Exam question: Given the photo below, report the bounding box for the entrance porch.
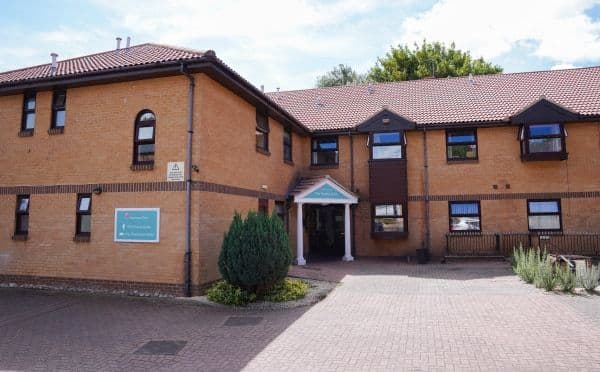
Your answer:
[289,175,358,265]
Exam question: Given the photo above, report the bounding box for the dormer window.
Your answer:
[520,123,567,161]
[371,132,404,159]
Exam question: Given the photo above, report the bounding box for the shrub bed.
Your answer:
[207,278,309,306]
[513,245,600,293]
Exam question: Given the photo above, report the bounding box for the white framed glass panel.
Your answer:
[373,132,401,144]
[138,126,154,140]
[373,145,402,159]
[528,215,560,230]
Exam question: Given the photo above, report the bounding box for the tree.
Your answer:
[316,64,368,87]
[368,41,502,82]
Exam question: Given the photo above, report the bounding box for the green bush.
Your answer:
[534,256,558,291]
[263,278,309,302]
[557,265,576,293]
[206,280,256,306]
[576,264,600,292]
[218,211,292,295]
[513,246,545,284]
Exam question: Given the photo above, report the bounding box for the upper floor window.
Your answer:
[283,128,292,162]
[256,109,269,153]
[520,123,567,160]
[449,201,481,232]
[446,129,477,161]
[527,199,561,231]
[311,137,338,166]
[15,195,30,237]
[51,91,67,128]
[373,204,404,233]
[133,110,156,165]
[21,93,36,132]
[371,132,403,159]
[75,193,92,238]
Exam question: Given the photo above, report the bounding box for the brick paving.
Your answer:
[1,259,600,371]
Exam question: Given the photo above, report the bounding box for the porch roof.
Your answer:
[289,175,358,204]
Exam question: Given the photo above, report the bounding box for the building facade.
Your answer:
[1,43,599,296]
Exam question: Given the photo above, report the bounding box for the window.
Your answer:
[373,204,404,233]
[133,110,156,165]
[21,93,36,132]
[520,123,567,160]
[256,109,269,152]
[449,201,481,232]
[76,194,92,237]
[258,198,268,215]
[446,129,477,160]
[311,137,338,166]
[528,199,561,231]
[371,132,403,159]
[283,128,292,162]
[15,195,30,236]
[51,91,67,128]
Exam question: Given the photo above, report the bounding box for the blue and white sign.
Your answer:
[114,208,160,243]
[305,183,348,200]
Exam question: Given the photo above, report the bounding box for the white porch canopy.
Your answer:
[290,175,358,265]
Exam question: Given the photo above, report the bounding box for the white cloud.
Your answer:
[398,0,600,64]
[550,63,577,70]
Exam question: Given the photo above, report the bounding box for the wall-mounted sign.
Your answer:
[114,208,160,243]
[167,162,184,182]
[305,183,348,200]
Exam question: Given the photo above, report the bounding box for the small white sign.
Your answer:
[167,161,184,182]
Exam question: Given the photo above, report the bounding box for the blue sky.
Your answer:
[1,0,599,90]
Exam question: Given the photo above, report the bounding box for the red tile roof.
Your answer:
[267,67,600,131]
[0,43,206,85]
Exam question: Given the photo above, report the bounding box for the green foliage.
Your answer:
[316,64,369,87]
[513,246,545,284]
[534,257,558,291]
[557,265,577,293]
[368,40,502,83]
[576,264,600,292]
[218,211,292,295]
[206,280,256,306]
[207,278,309,306]
[263,278,309,302]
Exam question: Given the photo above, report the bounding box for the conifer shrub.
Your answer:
[218,211,292,295]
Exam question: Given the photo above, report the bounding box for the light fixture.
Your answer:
[92,186,103,195]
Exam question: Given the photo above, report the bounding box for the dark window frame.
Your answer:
[446,128,478,161]
[21,93,36,132]
[370,131,405,160]
[448,200,482,233]
[256,109,269,154]
[371,202,407,239]
[520,123,567,161]
[311,136,339,166]
[51,90,67,129]
[527,199,562,232]
[283,127,293,163]
[258,198,268,215]
[133,110,156,166]
[14,194,30,236]
[75,193,92,237]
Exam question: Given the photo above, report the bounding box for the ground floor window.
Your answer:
[14,195,30,236]
[258,198,268,215]
[372,204,404,233]
[449,201,481,231]
[76,193,92,237]
[527,199,561,231]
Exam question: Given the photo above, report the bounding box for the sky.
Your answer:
[0,0,599,91]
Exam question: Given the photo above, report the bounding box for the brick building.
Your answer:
[1,43,599,296]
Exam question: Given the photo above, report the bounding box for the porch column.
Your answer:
[295,203,306,265]
[343,203,354,261]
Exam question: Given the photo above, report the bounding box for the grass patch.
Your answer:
[207,278,309,306]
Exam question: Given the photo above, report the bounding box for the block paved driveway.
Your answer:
[1,259,599,371]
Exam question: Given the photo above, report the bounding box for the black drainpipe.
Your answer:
[422,127,431,251]
[349,129,356,257]
[180,63,195,297]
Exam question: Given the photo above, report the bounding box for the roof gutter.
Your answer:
[180,63,195,297]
